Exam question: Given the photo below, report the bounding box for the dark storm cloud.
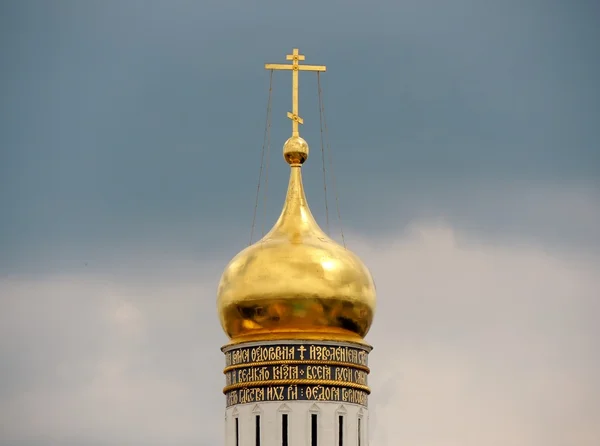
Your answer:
[1,0,599,274]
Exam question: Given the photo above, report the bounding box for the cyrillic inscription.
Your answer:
[224,364,368,386]
[225,385,368,407]
[224,343,369,367]
[223,342,371,407]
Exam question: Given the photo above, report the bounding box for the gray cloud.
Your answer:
[0,273,227,446]
[363,223,600,446]
[1,211,598,445]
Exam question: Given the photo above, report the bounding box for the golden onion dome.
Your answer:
[217,135,376,345]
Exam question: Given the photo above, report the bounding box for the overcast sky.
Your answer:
[1,1,599,445]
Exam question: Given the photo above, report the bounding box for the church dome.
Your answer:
[217,136,376,344]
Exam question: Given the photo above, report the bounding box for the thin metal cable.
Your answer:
[261,80,273,238]
[318,73,346,248]
[317,73,330,234]
[249,70,273,245]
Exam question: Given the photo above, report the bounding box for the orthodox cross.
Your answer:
[265,49,326,137]
[298,345,307,360]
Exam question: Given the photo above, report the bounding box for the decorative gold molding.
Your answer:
[223,379,371,394]
[223,359,370,374]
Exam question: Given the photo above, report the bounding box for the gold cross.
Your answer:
[298,345,307,360]
[265,49,326,137]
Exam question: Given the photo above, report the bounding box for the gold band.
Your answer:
[223,379,371,394]
[223,359,370,374]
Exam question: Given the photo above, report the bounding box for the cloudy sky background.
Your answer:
[1,1,599,445]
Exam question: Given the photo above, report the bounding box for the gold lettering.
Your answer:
[306,365,331,380]
[342,388,368,406]
[347,348,355,364]
[305,385,340,401]
[334,346,344,362]
[267,386,285,401]
[228,385,367,408]
[236,366,270,383]
[225,365,366,387]
[239,388,249,404]
[358,350,368,366]
[273,364,299,380]
[238,387,264,404]
[273,365,282,380]
[354,370,368,385]
[334,366,351,382]
[287,385,298,400]
[231,348,250,365]
[227,343,368,367]
[332,386,340,400]
[245,345,296,363]
[307,345,369,364]
[226,390,238,406]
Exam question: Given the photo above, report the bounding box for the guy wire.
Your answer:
[317,72,330,234]
[249,70,273,245]
[317,72,346,248]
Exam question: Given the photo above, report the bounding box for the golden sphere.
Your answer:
[217,164,376,344]
[283,136,309,165]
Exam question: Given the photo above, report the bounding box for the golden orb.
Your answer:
[217,138,376,345]
[283,136,309,164]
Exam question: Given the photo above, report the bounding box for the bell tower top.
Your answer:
[218,49,375,446]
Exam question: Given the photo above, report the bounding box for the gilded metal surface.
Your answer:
[265,48,326,137]
[225,384,369,407]
[217,164,376,344]
[216,49,376,345]
[222,379,371,394]
[223,360,370,374]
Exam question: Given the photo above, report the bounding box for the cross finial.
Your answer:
[265,49,327,137]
